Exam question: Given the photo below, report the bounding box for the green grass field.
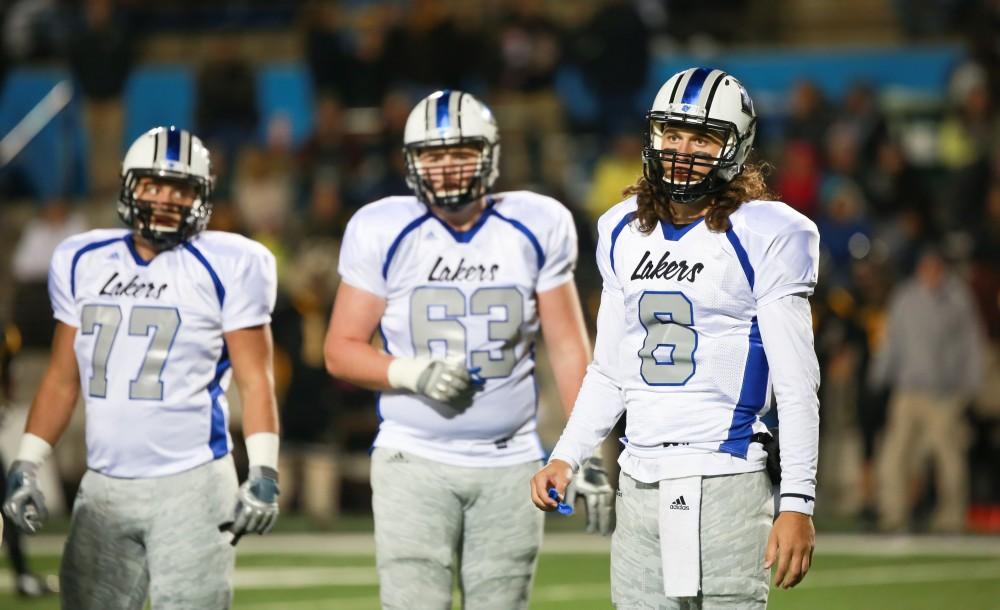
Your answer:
[2,531,999,609]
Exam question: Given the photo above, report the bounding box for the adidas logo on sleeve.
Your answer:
[669,496,690,510]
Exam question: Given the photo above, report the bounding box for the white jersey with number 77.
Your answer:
[48,228,277,478]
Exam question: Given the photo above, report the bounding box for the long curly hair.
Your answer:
[623,161,775,234]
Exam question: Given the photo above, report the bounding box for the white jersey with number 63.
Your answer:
[48,228,276,478]
[338,192,577,467]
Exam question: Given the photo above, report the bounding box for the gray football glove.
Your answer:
[222,466,279,545]
[416,361,484,410]
[565,457,615,536]
[3,460,48,534]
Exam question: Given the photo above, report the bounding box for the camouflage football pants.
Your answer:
[370,447,544,610]
[611,470,773,609]
[60,455,238,610]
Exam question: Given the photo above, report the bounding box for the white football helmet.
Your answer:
[643,67,757,203]
[403,90,500,209]
[118,126,214,248]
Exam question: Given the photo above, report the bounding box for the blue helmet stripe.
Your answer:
[681,67,712,105]
[436,90,452,129]
[165,128,181,162]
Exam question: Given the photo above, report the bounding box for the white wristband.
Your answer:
[387,357,431,393]
[16,433,53,465]
[245,432,280,470]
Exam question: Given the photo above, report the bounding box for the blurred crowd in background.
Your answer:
[0,0,998,536]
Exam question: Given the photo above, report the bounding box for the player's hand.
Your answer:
[530,459,573,511]
[764,511,815,589]
[222,466,280,546]
[565,457,615,536]
[2,460,49,534]
[390,357,484,410]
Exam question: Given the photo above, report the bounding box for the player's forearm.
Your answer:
[325,336,394,391]
[538,281,591,417]
[23,374,79,447]
[549,362,625,470]
[240,382,279,437]
[549,347,589,418]
[757,294,820,514]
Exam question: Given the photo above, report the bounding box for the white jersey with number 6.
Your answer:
[552,196,819,482]
[48,228,277,478]
[338,192,577,467]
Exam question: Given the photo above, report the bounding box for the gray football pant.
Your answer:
[611,470,773,610]
[60,455,239,610]
[370,447,544,610]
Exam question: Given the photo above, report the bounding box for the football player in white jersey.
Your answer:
[2,126,281,610]
[324,90,606,610]
[531,68,821,608]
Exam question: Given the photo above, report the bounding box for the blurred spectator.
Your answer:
[850,259,893,525]
[814,285,872,517]
[822,122,863,187]
[195,37,260,194]
[892,0,971,39]
[67,0,134,198]
[2,0,66,61]
[938,63,997,226]
[298,95,349,206]
[965,0,1000,105]
[574,0,649,138]
[490,0,567,189]
[784,80,832,157]
[774,140,822,218]
[863,139,932,223]
[1,325,57,597]
[833,82,888,170]
[303,1,352,99]
[11,199,87,350]
[863,139,935,271]
[0,3,9,98]
[871,247,985,533]
[379,0,478,91]
[233,114,296,259]
[303,171,345,238]
[584,131,641,222]
[272,240,342,523]
[817,178,872,288]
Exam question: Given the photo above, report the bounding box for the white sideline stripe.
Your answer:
[234,566,378,588]
[800,560,1000,589]
[17,532,1000,556]
[2,560,998,601]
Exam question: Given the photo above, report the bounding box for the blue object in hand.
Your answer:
[548,487,574,515]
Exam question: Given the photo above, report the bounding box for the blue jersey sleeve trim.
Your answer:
[488,208,545,270]
[720,316,770,459]
[725,227,755,289]
[382,213,433,280]
[71,237,125,297]
[609,211,636,273]
[207,343,231,459]
[182,242,226,306]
